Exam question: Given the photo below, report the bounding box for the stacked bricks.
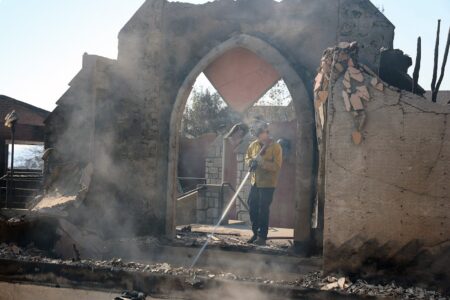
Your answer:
[205,136,223,185]
[196,185,222,224]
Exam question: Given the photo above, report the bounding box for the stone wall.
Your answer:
[314,45,450,290]
[205,136,223,185]
[338,0,394,69]
[44,52,168,237]
[44,54,112,197]
[42,0,450,289]
[122,0,394,242]
[46,0,395,242]
[196,185,228,225]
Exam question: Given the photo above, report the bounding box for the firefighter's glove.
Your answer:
[249,159,258,171]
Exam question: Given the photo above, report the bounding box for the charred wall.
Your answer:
[315,45,450,290]
[338,0,394,69]
[44,54,106,196]
[113,0,394,236]
[45,0,394,238]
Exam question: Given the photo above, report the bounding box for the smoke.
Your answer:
[42,51,167,248]
[42,0,312,266]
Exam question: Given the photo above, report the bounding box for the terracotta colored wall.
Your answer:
[269,121,297,228]
[204,47,280,113]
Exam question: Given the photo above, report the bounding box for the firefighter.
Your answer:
[245,122,282,245]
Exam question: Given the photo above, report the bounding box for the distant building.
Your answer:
[0,95,49,175]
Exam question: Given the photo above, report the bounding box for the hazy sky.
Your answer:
[0,0,449,111]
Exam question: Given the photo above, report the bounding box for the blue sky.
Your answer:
[0,0,449,111]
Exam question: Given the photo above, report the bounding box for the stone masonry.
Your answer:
[313,43,450,290]
[40,0,450,291]
[45,0,394,253]
[196,185,222,225]
[205,136,223,185]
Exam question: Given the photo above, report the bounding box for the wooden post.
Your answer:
[431,20,441,102]
[412,37,421,94]
[433,27,450,103]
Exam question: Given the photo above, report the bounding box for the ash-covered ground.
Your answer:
[0,242,448,300]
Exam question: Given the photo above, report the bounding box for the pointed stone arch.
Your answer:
[167,34,316,251]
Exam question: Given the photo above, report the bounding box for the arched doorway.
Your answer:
[167,34,316,252]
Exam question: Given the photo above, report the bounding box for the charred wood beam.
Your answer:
[412,37,421,94]
[433,26,450,103]
[431,20,441,102]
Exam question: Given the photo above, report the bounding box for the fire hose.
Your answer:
[189,144,269,269]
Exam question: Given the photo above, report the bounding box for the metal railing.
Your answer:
[177,177,207,194]
[0,169,43,209]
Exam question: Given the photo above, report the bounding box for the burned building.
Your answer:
[0,95,49,208]
[44,0,394,243]
[2,0,450,298]
[313,42,450,290]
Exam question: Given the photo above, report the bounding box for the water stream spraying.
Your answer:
[190,171,252,269]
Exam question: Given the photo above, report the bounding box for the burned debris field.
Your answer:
[0,221,448,299]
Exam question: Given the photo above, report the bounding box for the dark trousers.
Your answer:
[248,185,275,239]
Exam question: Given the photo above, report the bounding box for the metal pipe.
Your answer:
[177,191,199,202]
[220,137,229,222]
[221,136,228,184]
[177,185,206,200]
[6,125,15,208]
[177,177,207,181]
[221,172,250,223]
[222,182,249,212]
[3,111,18,209]
[11,123,15,180]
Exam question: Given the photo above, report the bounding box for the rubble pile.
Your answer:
[294,272,449,300]
[105,228,291,256]
[0,243,448,299]
[0,242,50,260]
[94,258,240,281]
[174,229,291,255]
[346,280,447,300]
